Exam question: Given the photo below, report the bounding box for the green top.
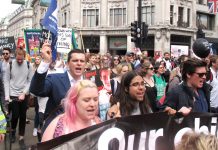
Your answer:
[153,74,167,101]
[0,106,6,134]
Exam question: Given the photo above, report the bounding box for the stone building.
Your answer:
[0,18,9,37]
[7,1,33,43]
[53,0,217,56]
[28,0,218,56]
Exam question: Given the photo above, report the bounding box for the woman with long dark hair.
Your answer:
[108,71,152,117]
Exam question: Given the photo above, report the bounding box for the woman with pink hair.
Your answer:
[42,80,101,142]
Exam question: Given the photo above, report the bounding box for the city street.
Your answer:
[0,107,38,150]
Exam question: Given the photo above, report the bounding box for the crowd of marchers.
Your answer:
[0,42,218,149]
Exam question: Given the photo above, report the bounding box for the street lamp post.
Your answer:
[138,0,142,50]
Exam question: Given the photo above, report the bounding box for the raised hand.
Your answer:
[41,40,52,63]
[108,102,121,118]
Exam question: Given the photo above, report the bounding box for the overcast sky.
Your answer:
[0,1,21,19]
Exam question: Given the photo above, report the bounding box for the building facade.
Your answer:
[31,0,47,29]
[0,18,9,37]
[7,0,218,56]
[55,0,218,56]
[7,3,33,43]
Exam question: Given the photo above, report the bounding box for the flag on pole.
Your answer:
[41,0,58,61]
[208,0,218,14]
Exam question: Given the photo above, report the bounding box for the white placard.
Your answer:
[57,27,72,53]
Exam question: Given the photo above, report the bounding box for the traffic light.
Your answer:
[130,21,141,47]
[142,22,148,41]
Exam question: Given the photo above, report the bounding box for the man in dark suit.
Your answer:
[29,42,86,133]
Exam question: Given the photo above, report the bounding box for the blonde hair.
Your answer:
[176,132,218,150]
[116,63,132,74]
[169,68,180,81]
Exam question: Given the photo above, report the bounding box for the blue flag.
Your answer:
[42,0,58,35]
[42,0,58,61]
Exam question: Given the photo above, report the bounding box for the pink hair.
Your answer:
[62,80,97,127]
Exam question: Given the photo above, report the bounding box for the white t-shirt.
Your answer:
[209,68,218,107]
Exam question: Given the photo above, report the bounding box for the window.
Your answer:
[170,5,174,25]
[63,12,67,27]
[177,7,186,27]
[187,8,190,27]
[110,8,126,26]
[196,13,215,30]
[142,6,155,25]
[178,7,184,23]
[197,0,204,5]
[83,9,99,27]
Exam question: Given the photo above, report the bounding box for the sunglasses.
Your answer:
[2,53,9,55]
[147,67,154,70]
[194,72,207,78]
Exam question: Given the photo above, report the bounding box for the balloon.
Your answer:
[192,38,210,58]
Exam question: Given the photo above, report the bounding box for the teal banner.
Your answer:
[11,0,25,5]
[39,0,50,7]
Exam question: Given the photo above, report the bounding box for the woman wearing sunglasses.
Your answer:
[140,61,158,112]
[162,58,212,116]
[110,55,121,78]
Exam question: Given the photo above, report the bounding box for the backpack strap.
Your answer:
[113,79,118,95]
[110,79,118,95]
[9,61,12,79]
[0,61,2,74]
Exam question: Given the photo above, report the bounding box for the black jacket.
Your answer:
[161,82,212,112]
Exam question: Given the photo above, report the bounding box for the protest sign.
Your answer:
[17,37,25,49]
[57,27,72,53]
[24,29,41,58]
[83,68,111,92]
[0,36,16,52]
[41,29,53,47]
[35,112,218,150]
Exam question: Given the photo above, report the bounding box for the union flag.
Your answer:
[208,0,218,13]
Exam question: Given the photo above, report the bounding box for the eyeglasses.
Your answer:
[114,58,119,61]
[194,72,207,78]
[130,82,145,87]
[2,53,9,55]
